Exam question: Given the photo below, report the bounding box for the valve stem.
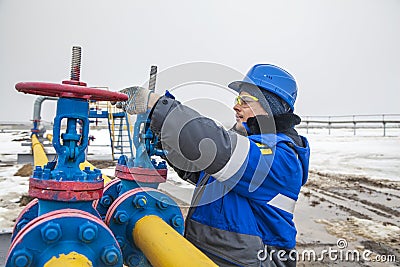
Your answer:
[148,65,157,92]
[70,46,82,81]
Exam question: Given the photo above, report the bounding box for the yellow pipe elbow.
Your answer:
[31,134,49,167]
[44,252,92,267]
[133,215,217,267]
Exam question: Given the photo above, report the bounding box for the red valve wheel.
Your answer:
[16,82,128,101]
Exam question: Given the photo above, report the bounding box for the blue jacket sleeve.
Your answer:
[149,95,302,201]
[150,96,242,175]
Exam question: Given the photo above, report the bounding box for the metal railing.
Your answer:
[298,114,400,136]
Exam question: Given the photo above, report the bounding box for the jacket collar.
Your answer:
[245,113,301,135]
[244,113,304,147]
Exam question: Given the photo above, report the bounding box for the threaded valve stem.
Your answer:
[70,46,82,81]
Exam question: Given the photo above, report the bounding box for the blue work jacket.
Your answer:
[150,96,310,266]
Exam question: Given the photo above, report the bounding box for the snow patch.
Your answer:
[316,216,400,242]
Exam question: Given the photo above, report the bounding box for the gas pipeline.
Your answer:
[7,47,216,267]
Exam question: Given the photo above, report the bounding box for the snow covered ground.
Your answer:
[0,126,399,266]
[87,127,400,182]
[0,127,398,224]
[298,128,400,181]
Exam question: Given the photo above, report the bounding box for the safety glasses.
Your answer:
[234,95,259,106]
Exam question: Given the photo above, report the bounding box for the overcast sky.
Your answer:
[0,0,399,123]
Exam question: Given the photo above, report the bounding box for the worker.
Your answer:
[118,64,310,266]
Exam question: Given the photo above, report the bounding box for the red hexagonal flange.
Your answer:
[29,178,104,201]
[115,165,167,183]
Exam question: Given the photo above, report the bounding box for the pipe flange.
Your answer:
[93,178,122,221]
[6,209,123,267]
[11,199,39,241]
[29,177,104,201]
[115,165,167,183]
[105,188,184,266]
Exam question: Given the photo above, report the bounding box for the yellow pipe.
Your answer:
[45,133,52,142]
[133,215,217,267]
[46,133,53,141]
[44,252,92,267]
[46,134,112,185]
[31,134,49,167]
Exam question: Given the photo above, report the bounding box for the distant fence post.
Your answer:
[383,114,386,137]
[353,115,356,136]
[328,116,331,135]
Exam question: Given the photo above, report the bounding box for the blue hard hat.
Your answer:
[228,64,297,111]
